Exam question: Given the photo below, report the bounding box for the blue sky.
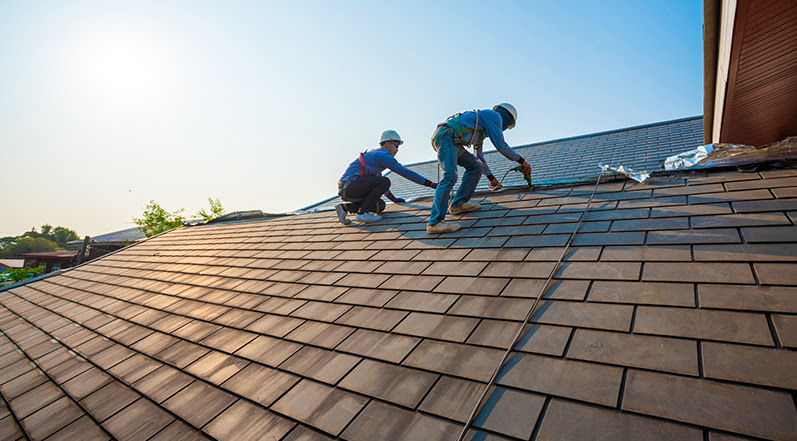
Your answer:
[0,0,703,237]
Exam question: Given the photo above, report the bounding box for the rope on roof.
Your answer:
[455,173,604,441]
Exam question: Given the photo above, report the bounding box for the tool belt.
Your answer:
[338,179,365,202]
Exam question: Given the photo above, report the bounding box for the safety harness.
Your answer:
[358,152,368,175]
[432,110,485,181]
[446,110,483,147]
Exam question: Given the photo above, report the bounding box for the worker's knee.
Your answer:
[440,170,458,186]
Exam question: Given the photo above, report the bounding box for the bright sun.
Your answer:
[65,24,176,107]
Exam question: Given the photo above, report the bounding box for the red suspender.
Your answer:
[358,153,366,175]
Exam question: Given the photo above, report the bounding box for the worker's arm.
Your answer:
[482,111,528,173]
[473,145,500,186]
[371,150,436,188]
[384,190,405,203]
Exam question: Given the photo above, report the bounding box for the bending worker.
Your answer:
[336,130,437,224]
[427,103,531,234]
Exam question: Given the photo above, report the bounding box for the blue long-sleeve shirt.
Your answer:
[339,148,430,188]
[444,109,523,177]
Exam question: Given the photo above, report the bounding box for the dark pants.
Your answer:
[339,176,390,214]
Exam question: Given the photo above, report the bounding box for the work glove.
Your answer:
[520,161,531,175]
[431,182,438,189]
[394,197,406,203]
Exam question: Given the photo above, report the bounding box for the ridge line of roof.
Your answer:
[395,115,703,168]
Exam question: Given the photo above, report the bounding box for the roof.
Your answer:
[305,116,703,212]
[0,259,24,269]
[67,227,146,247]
[17,251,78,259]
[0,165,795,440]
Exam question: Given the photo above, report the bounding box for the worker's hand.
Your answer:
[521,162,531,175]
[393,197,406,203]
[431,182,438,189]
[488,177,500,187]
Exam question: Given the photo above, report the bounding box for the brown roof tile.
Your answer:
[335,306,407,331]
[404,340,503,382]
[235,335,302,366]
[635,306,773,345]
[698,284,797,312]
[20,396,84,440]
[340,358,437,407]
[103,398,175,440]
[471,387,545,439]
[538,398,702,441]
[184,351,248,385]
[589,281,695,306]
[46,415,110,441]
[497,353,623,407]
[342,400,459,441]
[80,381,140,421]
[418,375,482,422]
[272,379,367,436]
[755,262,797,285]
[532,300,634,331]
[336,328,420,363]
[205,399,295,441]
[220,363,298,406]
[702,342,797,389]
[623,370,797,440]
[394,312,479,343]
[434,276,510,295]
[642,262,755,284]
[773,313,797,348]
[279,346,359,385]
[285,322,355,349]
[568,329,698,375]
[132,365,194,403]
[162,381,236,427]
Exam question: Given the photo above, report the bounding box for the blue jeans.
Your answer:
[429,130,483,225]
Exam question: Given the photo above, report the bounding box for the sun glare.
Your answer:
[65,25,176,107]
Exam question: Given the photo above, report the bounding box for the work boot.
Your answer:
[426,222,461,234]
[449,202,481,215]
[355,212,382,223]
[335,204,350,225]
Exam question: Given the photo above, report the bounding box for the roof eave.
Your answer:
[703,0,721,145]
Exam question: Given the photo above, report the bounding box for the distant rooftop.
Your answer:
[67,227,146,248]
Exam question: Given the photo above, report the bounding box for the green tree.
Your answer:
[196,198,226,221]
[0,237,59,258]
[0,266,45,284]
[52,227,79,248]
[132,201,187,238]
[132,198,227,238]
[17,225,79,248]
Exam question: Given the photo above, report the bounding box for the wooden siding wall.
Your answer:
[721,0,797,146]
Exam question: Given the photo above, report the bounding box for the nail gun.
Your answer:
[513,165,532,189]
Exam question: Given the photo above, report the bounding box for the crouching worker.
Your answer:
[427,103,531,234]
[336,130,437,224]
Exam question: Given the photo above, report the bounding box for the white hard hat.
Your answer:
[493,103,518,129]
[380,130,403,145]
